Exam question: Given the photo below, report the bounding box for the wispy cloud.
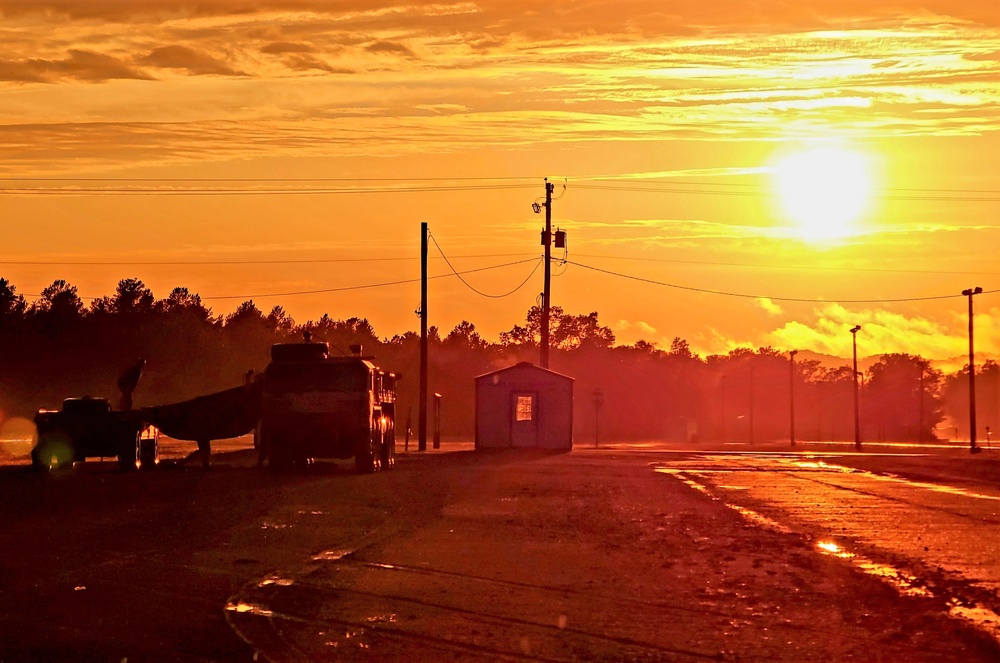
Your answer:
[139,45,246,76]
[0,3,996,172]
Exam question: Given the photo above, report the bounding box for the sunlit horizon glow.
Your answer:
[0,1,998,363]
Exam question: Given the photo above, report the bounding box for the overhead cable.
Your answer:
[429,232,542,298]
[565,260,998,304]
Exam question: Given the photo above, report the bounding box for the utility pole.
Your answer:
[539,179,554,369]
[851,325,862,450]
[963,287,983,454]
[749,364,755,445]
[419,222,428,452]
[789,350,798,447]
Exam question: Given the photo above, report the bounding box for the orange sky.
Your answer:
[1,1,998,365]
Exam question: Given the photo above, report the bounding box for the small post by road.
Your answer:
[404,407,411,452]
[433,393,442,450]
[720,375,727,443]
[592,388,604,448]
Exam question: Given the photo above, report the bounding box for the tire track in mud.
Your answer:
[225,539,727,662]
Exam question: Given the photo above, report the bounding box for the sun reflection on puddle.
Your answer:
[816,541,853,558]
[950,604,1000,640]
[225,601,274,617]
[724,503,793,534]
[313,548,354,562]
[258,574,295,588]
[814,541,932,598]
[781,459,1000,501]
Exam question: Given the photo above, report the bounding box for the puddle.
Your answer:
[312,548,354,562]
[258,574,295,588]
[226,602,274,618]
[815,541,932,598]
[723,503,793,534]
[260,521,291,530]
[782,458,1000,502]
[656,469,719,499]
[949,604,1000,640]
[660,458,1000,647]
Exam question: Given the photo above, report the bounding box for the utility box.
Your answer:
[475,362,574,450]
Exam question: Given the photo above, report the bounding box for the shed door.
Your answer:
[511,392,538,448]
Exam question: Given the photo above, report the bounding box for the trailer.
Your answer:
[260,342,397,472]
[32,397,158,471]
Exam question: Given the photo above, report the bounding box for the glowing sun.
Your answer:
[773,147,872,241]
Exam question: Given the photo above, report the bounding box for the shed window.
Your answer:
[515,395,535,422]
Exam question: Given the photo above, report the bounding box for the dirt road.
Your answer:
[0,444,997,661]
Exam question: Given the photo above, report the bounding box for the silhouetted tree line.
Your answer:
[1,276,995,443]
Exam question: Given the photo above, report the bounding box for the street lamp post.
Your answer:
[850,325,862,450]
[789,350,798,447]
[962,287,983,454]
[720,375,727,443]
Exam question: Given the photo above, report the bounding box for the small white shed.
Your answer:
[474,362,574,450]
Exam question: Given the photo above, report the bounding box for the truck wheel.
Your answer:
[138,436,158,470]
[269,442,294,473]
[30,446,47,472]
[118,439,138,472]
[380,424,395,470]
[355,432,377,474]
[32,436,72,471]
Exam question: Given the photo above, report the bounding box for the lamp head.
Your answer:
[531,202,542,214]
[850,325,861,334]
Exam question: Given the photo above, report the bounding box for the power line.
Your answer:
[2,249,994,276]
[565,260,999,304]
[572,253,1000,276]
[22,258,541,301]
[0,252,535,266]
[0,176,543,183]
[4,176,1000,201]
[572,183,1000,203]
[0,183,536,196]
[428,232,542,298]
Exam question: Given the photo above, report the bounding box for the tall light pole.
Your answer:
[419,222,428,451]
[963,287,983,454]
[749,364,755,445]
[789,350,798,447]
[850,325,862,450]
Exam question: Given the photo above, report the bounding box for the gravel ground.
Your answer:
[0,444,997,661]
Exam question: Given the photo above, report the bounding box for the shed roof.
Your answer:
[474,361,575,383]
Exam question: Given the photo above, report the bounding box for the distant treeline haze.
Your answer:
[1,277,996,443]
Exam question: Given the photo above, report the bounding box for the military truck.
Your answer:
[32,397,158,472]
[260,342,397,472]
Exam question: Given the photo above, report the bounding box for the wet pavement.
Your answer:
[655,448,1000,644]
